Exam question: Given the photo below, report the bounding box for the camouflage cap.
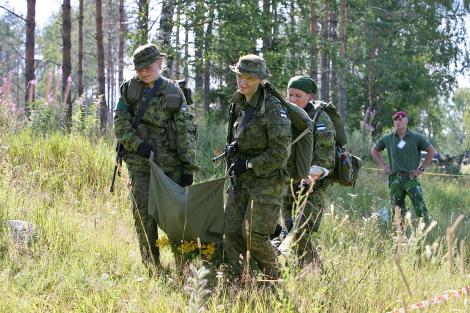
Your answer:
[133,44,166,70]
[229,54,271,79]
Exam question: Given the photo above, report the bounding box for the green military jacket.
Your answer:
[114,76,197,174]
[303,101,336,175]
[227,85,292,181]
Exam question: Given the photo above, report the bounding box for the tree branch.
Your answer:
[0,5,26,22]
[9,42,25,60]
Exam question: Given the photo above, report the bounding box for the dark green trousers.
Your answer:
[224,176,283,278]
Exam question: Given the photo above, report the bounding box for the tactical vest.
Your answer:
[122,77,196,157]
[227,85,313,181]
[124,77,185,113]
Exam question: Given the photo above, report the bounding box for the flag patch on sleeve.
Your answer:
[316,123,326,131]
[280,108,288,119]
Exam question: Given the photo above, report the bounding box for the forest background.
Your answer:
[1,0,470,155]
[1,1,470,312]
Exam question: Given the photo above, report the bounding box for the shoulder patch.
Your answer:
[316,123,326,131]
[115,99,128,111]
[280,108,288,119]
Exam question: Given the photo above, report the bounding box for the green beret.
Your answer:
[287,76,317,95]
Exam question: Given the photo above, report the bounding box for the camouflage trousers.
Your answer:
[129,169,182,267]
[389,174,430,225]
[279,181,328,265]
[224,176,283,279]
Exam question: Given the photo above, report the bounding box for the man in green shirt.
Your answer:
[371,111,435,225]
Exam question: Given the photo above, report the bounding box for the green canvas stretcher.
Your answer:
[148,161,226,245]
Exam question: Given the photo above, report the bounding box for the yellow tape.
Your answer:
[362,167,470,178]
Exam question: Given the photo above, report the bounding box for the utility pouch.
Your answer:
[126,78,143,105]
[166,83,181,112]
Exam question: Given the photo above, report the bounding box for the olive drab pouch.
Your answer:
[334,147,362,187]
[126,78,144,106]
[165,82,181,112]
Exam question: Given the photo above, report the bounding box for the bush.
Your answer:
[346,128,373,161]
[29,99,66,135]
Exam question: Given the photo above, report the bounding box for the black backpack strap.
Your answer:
[131,76,164,129]
[235,86,264,138]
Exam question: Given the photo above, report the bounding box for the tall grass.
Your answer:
[0,117,468,312]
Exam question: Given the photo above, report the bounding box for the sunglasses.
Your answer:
[394,115,406,121]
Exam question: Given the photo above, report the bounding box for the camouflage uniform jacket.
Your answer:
[114,76,197,174]
[303,101,336,177]
[228,85,291,182]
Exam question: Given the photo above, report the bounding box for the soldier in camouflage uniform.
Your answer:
[224,55,292,279]
[114,44,197,268]
[282,76,336,265]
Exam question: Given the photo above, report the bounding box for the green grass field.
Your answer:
[0,127,468,313]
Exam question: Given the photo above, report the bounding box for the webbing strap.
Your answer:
[132,76,164,129]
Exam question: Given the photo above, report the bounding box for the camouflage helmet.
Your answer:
[133,43,166,70]
[229,54,271,79]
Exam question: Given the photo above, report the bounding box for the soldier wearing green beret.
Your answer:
[114,43,198,269]
[224,55,292,279]
[281,76,336,266]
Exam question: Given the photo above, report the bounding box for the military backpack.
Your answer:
[124,76,193,111]
[312,101,362,187]
[264,83,314,181]
[122,76,196,152]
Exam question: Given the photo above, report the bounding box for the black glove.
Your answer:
[136,142,153,159]
[180,173,194,187]
[228,160,249,176]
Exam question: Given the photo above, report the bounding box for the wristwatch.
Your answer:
[419,166,425,172]
[246,160,253,169]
